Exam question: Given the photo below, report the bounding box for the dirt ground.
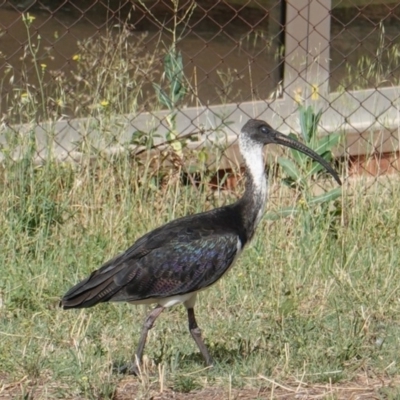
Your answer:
[1,373,398,400]
[115,374,397,400]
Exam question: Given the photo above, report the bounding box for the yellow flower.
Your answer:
[311,84,319,100]
[40,63,47,69]
[294,88,303,105]
[72,54,80,61]
[100,100,109,107]
[298,198,307,207]
[23,13,36,24]
[20,92,30,103]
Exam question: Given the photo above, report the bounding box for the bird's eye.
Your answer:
[260,125,269,134]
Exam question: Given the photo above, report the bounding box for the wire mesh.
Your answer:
[0,0,399,183]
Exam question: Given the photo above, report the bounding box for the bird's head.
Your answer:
[241,119,342,185]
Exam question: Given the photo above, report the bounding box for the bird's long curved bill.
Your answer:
[274,131,342,185]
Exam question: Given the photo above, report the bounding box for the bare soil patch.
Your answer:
[1,373,397,399]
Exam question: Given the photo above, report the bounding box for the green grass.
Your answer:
[1,149,400,398]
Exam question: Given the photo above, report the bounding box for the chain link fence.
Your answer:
[1,0,400,187]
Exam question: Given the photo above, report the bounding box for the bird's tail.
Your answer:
[60,259,124,309]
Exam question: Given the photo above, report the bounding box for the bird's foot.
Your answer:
[117,362,141,376]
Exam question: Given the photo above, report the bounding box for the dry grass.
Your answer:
[1,372,398,399]
[116,373,398,399]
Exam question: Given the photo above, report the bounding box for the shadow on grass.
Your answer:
[112,342,249,376]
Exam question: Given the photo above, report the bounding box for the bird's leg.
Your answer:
[187,307,213,367]
[133,305,164,372]
[122,305,164,375]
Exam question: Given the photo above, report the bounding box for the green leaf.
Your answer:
[166,130,184,156]
[299,105,310,142]
[282,177,297,188]
[308,187,342,205]
[164,51,175,83]
[277,157,302,182]
[153,83,173,109]
[170,78,185,103]
[311,108,323,141]
[265,206,299,221]
[308,151,333,176]
[162,49,186,105]
[198,148,208,163]
[298,105,323,144]
[313,133,342,155]
[175,51,184,74]
[165,50,184,82]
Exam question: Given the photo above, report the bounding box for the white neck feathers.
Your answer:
[239,134,268,229]
[239,135,267,193]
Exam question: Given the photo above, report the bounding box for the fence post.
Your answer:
[284,0,331,103]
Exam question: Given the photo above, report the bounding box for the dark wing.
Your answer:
[61,221,239,309]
